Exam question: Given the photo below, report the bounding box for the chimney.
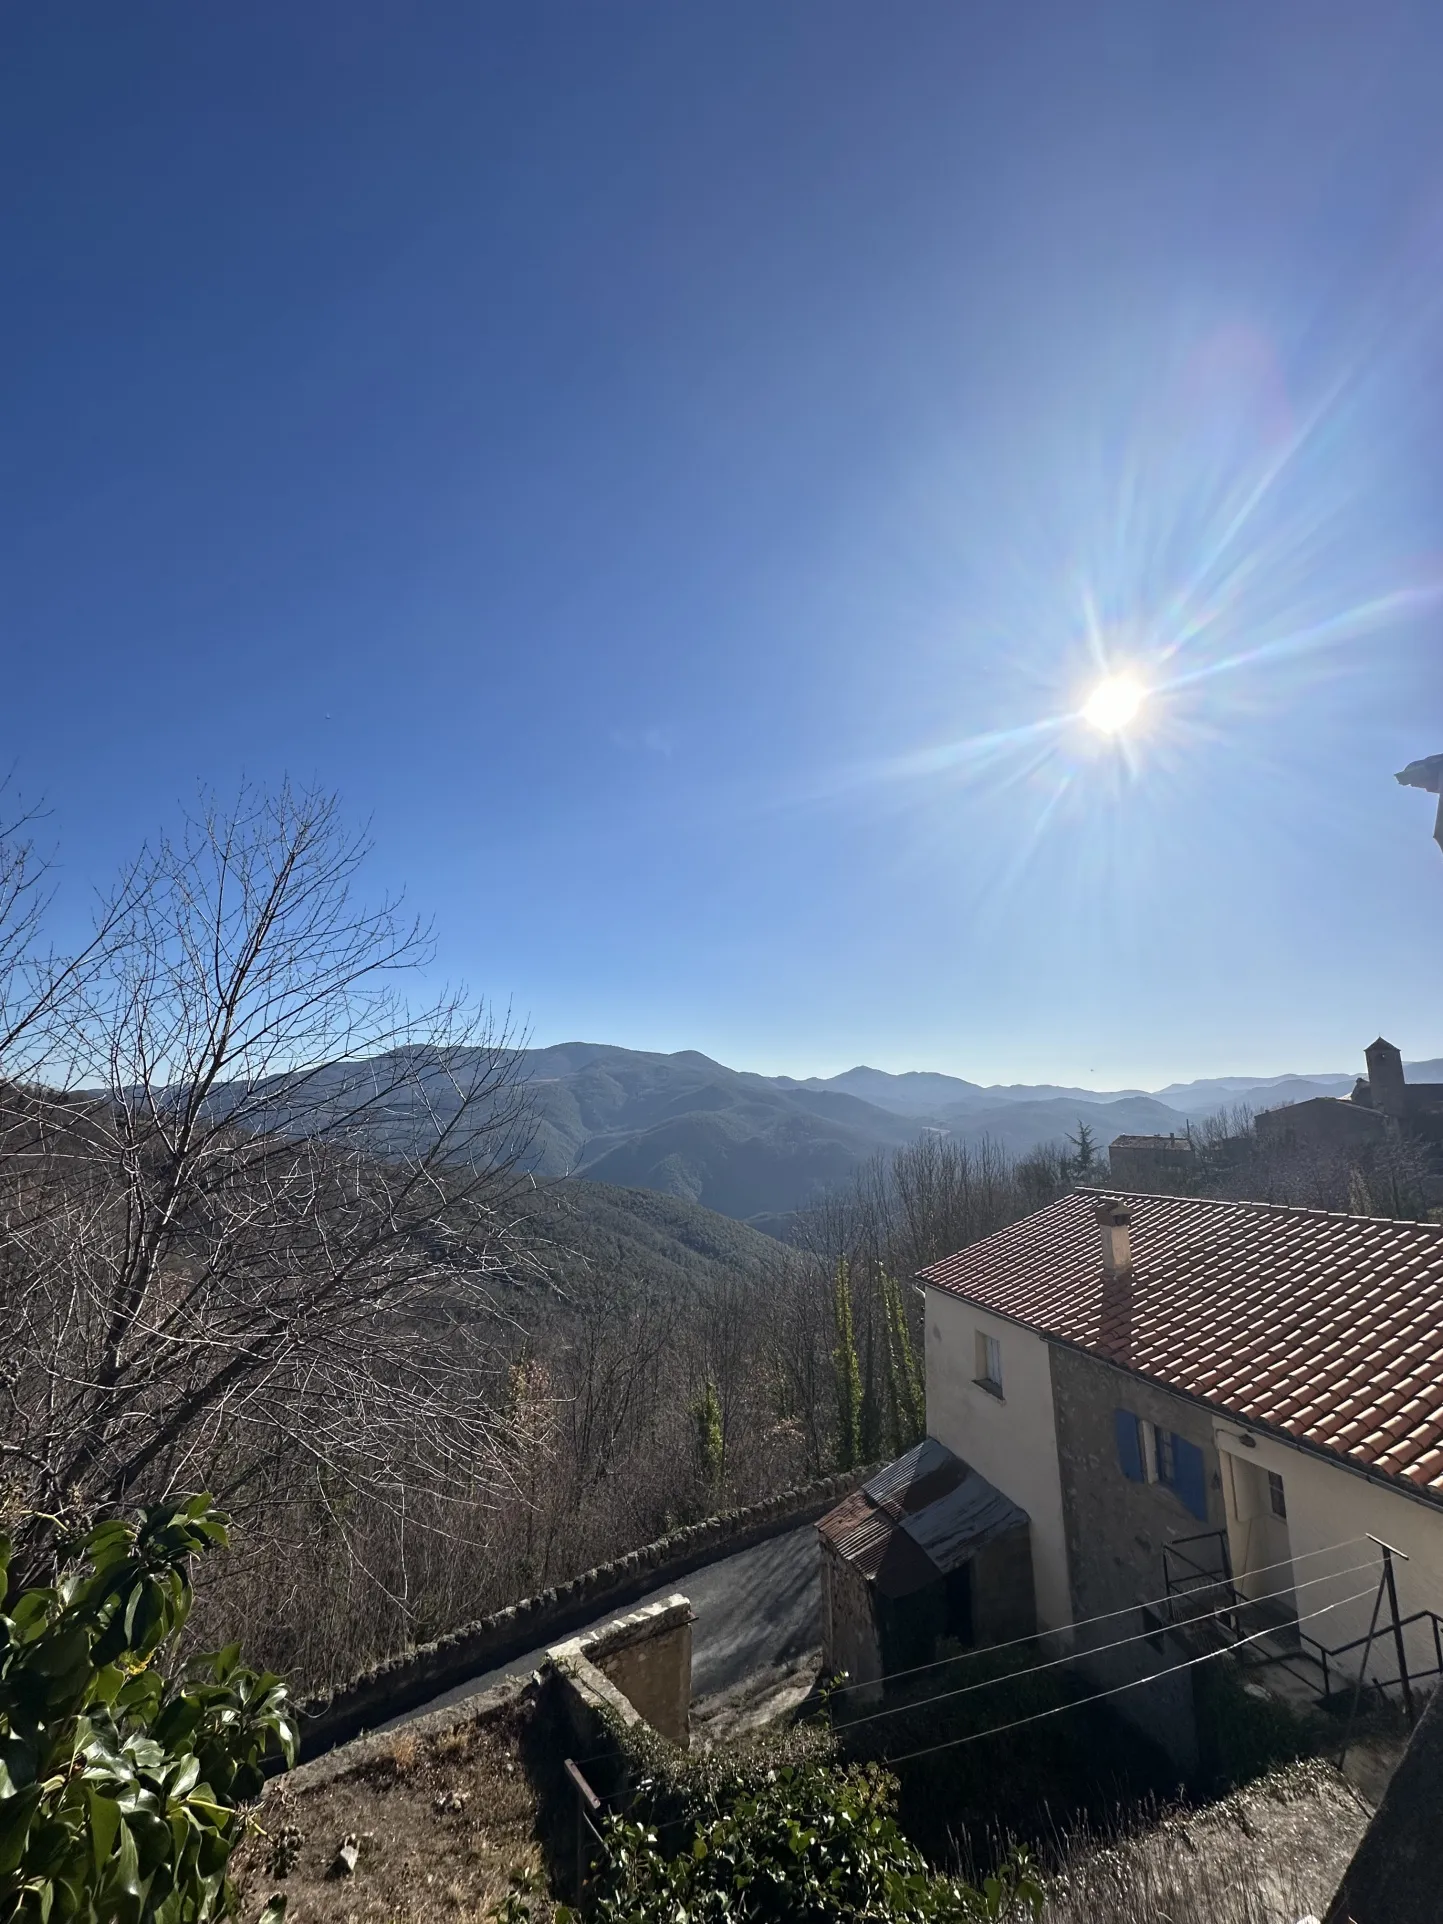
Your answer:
[1096,1197,1133,1278]
[1364,1037,1407,1119]
[1095,1198,1134,1364]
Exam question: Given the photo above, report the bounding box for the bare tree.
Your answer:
[1,783,535,1574]
[0,783,142,1085]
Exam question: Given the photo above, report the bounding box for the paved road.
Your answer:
[385,1523,820,1730]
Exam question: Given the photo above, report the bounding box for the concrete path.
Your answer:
[383,1522,820,1731]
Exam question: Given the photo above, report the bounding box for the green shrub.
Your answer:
[1192,1657,1320,1790]
[0,1497,295,1924]
[567,1760,1043,1922]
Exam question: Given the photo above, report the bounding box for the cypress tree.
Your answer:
[832,1257,863,1470]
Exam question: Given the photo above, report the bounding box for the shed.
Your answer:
[817,1440,1034,1696]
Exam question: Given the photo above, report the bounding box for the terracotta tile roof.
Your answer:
[917,1188,1443,1497]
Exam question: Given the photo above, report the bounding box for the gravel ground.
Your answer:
[233,1692,545,1924]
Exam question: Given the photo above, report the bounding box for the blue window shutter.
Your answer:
[1172,1436,1208,1521]
[1115,1409,1144,1481]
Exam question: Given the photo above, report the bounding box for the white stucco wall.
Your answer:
[925,1288,1072,1636]
[1213,1417,1443,1693]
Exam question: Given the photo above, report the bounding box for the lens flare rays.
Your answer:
[814,323,1439,890]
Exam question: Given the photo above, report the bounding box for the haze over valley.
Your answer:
[309,1040,1443,1231]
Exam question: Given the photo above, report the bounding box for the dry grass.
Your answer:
[230,1705,546,1924]
[1039,1760,1367,1924]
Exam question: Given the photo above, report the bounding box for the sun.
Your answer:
[1081,673,1146,735]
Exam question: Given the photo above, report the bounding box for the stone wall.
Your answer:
[972,1525,1037,1647]
[820,1542,882,1700]
[1254,1096,1385,1154]
[297,1467,869,1758]
[1107,1139,1196,1191]
[1047,1342,1224,1776]
[549,1595,694,1748]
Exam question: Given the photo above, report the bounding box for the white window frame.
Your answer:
[1138,1419,1179,1488]
[974,1329,1004,1397]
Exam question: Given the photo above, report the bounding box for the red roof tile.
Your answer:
[918,1188,1443,1497]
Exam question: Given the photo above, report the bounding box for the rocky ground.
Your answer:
[231,1685,544,1924]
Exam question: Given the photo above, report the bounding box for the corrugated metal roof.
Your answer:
[863,1438,953,1506]
[818,1441,1029,1599]
[898,1468,1028,1571]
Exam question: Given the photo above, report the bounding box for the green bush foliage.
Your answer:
[692,1380,726,1497]
[1192,1657,1319,1791]
[567,1761,1043,1922]
[0,1498,295,1924]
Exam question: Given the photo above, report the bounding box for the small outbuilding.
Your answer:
[817,1439,1034,1697]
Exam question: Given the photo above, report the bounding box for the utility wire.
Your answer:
[566,1535,1376,1772]
[869,1578,1383,1767]
[834,1553,1382,1730]
[823,1532,1372,1698]
[586,1570,1384,1822]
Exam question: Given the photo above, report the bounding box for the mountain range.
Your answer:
[503,1043,1443,1234]
[260,1040,1443,1237]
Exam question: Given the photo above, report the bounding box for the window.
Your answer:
[1115,1409,1209,1522]
[974,1330,1003,1397]
[1268,1470,1288,1520]
[1116,1409,1144,1480]
[1140,1605,1166,1655]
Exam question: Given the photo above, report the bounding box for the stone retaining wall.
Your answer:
[549,1594,694,1749]
[297,1467,870,1758]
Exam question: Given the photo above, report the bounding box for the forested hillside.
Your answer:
[222,1038,1422,1233]
[517,1176,781,1296]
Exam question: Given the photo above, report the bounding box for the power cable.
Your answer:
[823,1532,1372,1699]
[834,1552,1382,1730]
[869,1578,1382,1767]
[564,1537,1378,1776]
[590,1570,1383,1823]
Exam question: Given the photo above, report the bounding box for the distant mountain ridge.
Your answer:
[514,1044,1441,1229]
[268,1040,1443,1237]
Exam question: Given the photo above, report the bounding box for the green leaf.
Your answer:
[0,1784,44,1876]
[88,1791,121,1872]
[113,1815,143,1901]
[207,1643,243,1685]
[1,1497,285,1924]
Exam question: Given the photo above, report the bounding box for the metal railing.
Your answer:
[1161,1528,1443,1719]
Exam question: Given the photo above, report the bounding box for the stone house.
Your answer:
[1107,1132,1196,1191]
[915,1187,1443,1769]
[1256,1036,1443,1170]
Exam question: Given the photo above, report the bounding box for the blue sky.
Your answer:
[2,2,1441,1087]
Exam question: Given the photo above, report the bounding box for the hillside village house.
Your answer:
[821,1186,1443,1772]
[1255,1035,1443,1171]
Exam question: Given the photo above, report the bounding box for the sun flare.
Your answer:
[1082,673,1146,735]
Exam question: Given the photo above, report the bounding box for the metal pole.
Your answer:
[565,1758,603,1903]
[1338,1569,1388,1772]
[1380,1545,1416,1727]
